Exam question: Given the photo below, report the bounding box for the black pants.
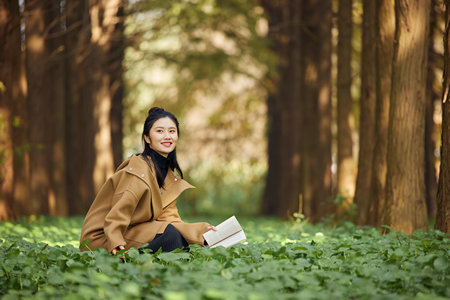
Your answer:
[139,224,188,253]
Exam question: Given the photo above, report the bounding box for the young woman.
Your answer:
[80,107,215,254]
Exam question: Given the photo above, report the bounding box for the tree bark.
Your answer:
[261,0,302,218]
[370,0,395,227]
[110,3,125,168]
[24,0,53,215]
[354,0,377,225]
[0,0,20,220]
[65,0,95,215]
[89,0,119,193]
[301,0,333,222]
[385,0,430,234]
[435,0,450,233]
[65,0,122,215]
[424,0,439,219]
[336,0,355,216]
[12,53,30,217]
[47,0,68,216]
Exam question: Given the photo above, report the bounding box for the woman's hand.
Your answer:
[204,224,218,246]
[206,224,218,232]
[111,245,126,255]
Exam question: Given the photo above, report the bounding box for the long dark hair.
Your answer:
[141,107,183,188]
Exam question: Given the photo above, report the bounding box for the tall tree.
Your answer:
[0,0,21,220]
[336,0,355,216]
[88,0,119,193]
[12,51,30,217]
[23,0,70,216]
[301,0,333,222]
[385,0,430,234]
[424,0,440,219]
[65,0,93,215]
[354,0,377,225]
[65,0,123,214]
[47,0,68,216]
[24,0,54,215]
[371,0,395,227]
[261,0,302,218]
[109,3,125,169]
[435,0,450,233]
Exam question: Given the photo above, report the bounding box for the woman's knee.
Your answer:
[164,224,188,247]
[164,224,179,235]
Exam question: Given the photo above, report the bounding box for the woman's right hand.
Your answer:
[111,245,125,255]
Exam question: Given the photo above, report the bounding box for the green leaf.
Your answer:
[220,268,233,280]
[157,252,190,263]
[433,256,449,272]
[121,282,141,297]
[79,238,91,250]
[164,291,187,300]
[47,272,65,285]
[203,289,227,299]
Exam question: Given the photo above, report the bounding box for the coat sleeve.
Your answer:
[104,176,147,252]
[158,200,210,246]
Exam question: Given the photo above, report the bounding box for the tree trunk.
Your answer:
[424,0,439,219]
[354,0,377,225]
[371,0,395,228]
[435,0,450,233]
[13,52,30,217]
[260,0,288,214]
[0,0,20,220]
[263,92,283,215]
[110,3,125,168]
[66,0,95,215]
[261,0,302,218]
[47,0,68,216]
[24,0,53,215]
[7,5,30,218]
[65,0,122,215]
[385,0,430,234]
[301,0,333,222]
[89,0,118,194]
[336,0,355,216]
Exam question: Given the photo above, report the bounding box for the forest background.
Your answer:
[0,0,449,235]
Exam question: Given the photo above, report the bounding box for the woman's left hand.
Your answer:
[206,224,217,232]
[204,224,217,246]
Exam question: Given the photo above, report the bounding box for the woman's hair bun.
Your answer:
[148,107,165,115]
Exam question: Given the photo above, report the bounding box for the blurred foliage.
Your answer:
[123,0,275,216]
[178,159,266,217]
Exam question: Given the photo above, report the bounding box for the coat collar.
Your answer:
[120,154,153,188]
[121,154,195,209]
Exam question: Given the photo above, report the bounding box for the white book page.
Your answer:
[211,230,246,248]
[203,216,242,246]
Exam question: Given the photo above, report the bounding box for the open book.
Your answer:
[203,216,247,248]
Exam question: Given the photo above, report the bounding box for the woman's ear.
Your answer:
[144,135,151,145]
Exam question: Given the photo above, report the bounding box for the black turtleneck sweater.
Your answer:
[149,148,169,181]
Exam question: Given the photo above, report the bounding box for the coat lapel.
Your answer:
[160,169,195,209]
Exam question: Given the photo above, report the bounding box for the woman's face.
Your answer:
[144,117,178,157]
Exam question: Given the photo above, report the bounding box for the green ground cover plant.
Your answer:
[0,216,449,300]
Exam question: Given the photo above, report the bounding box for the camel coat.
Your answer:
[79,154,209,252]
